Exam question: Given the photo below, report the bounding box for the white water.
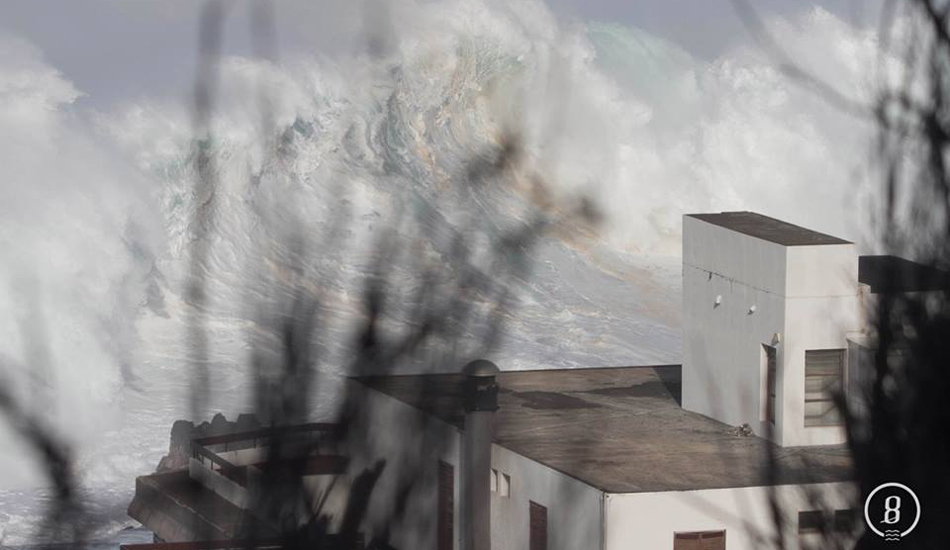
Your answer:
[0,0,879,543]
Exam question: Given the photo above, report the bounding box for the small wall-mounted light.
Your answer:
[714,295,722,307]
[771,333,782,346]
[748,305,757,315]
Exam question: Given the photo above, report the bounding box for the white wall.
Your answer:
[683,216,864,447]
[344,380,462,550]
[781,245,861,446]
[604,482,858,550]
[682,216,787,441]
[352,380,604,550]
[488,444,603,550]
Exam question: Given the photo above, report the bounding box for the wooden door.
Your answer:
[529,501,547,550]
[438,461,454,550]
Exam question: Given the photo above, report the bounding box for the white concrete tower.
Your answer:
[682,212,863,447]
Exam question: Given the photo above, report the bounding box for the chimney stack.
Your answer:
[461,359,499,550]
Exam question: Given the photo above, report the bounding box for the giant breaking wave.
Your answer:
[0,0,876,543]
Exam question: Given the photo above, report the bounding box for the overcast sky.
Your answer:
[1,0,883,106]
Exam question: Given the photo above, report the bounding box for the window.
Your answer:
[490,468,510,497]
[437,461,454,550]
[798,510,826,534]
[833,509,856,532]
[673,530,725,550]
[763,344,777,423]
[805,349,845,426]
[529,501,547,550]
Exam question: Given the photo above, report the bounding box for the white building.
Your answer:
[345,212,876,550]
[681,212,864,447]
[352,364,855,550]
[131,211,898,550]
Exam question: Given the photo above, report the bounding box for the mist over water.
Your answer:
[0,0,878,543]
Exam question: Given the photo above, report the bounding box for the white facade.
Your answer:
[343,380,462,550]
[682,215,864,447]
[488,443,603,550]
[604,482,857,550]
[330,212,865,549]
[349,380,604,550]
[355,379,856,550]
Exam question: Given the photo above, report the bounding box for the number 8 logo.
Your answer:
[882,495,901,524]
[864,482,920,540]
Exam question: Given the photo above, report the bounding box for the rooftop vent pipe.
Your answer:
[461,359,499,550]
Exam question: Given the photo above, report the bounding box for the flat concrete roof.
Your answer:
[357,366,853,493]
[859,255,950,293]
[687,211,851,246]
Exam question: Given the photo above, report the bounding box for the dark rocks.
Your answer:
[154,413,262,472]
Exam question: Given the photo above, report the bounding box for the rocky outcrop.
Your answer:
[155,413,263,472]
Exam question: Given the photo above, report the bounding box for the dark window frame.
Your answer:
[798,510,826,534]
[833,509,856,533]
[804,349,846,427]
[673,529,726,550]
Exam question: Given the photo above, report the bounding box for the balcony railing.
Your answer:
[191,422,343,487]
[192,422,337,450]
[120,535,364,550]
